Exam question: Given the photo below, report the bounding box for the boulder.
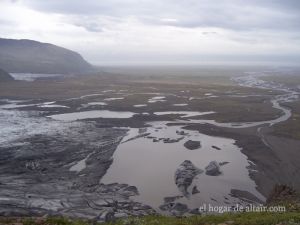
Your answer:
[184,140,201,150]
[230,189,264,204]
[175,160,203,196]
[205,161,221,176]
[189,208,201,215]
[212,145,221,150]
[164,196,183,203]
[159,202,189,216]
[192,186,200,195]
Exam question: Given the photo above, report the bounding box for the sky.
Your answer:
[0,0,300,65]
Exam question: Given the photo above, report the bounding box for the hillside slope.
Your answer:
[0,38,93,74]
[0,68,14,81]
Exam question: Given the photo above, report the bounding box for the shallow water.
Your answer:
[49,110,136,121]
[87,102,107,106]
[104,97,124,101]
[101,122,265,210]
[154,111,214,118]
[173,103,188,106]
[10,73,63,81]
[39,104,69,108]
[148,96,166,103]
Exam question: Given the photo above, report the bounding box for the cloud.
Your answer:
[0,0,299,65]
[17,0,300,31]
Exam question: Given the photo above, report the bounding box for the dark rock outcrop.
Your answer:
[192,186,200,194]
[212,145,221,150]
[0,38,93,74]
[266,184,297,204]
[175,160,203,196]
[205,161,221,176]
[230,189,264,204]
[159,202,189,216]
[184,140,201,150]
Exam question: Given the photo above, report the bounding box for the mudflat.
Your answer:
[0,67,299,220]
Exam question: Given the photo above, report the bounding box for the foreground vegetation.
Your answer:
[1,212,300,225]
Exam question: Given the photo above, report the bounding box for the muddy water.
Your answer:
[101,122,265,211]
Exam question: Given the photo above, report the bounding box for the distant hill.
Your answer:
[0,38,94,74]
[0,68,14,81]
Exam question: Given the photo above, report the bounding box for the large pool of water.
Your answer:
[101,122,265,211]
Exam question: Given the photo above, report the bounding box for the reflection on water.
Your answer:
[154,111,214,118]
[10,73,63,81]
[101,122,265,211]
[49,110,136,121]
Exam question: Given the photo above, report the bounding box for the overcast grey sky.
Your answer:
[1,0,300,65]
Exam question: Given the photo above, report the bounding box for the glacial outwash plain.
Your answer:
[1,66,300,223]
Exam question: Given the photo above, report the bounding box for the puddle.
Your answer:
[49,110,136,121]
[10,73,63,81]
[39,105,69,108]
[154,111,214,118]
[152,96,166,100]
[134,104,147,107]
[87,102,108,106]
[104,97,124,101]
[173,104,188,106]
[70,154,91,173]
[148,96,166,103]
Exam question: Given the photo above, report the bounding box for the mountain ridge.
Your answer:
[0,38,94,74]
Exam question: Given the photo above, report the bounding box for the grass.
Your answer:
[2,212,300,225]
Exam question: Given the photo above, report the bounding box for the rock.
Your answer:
[189,208,201,215]
[266,184,297,204]
[230,189,264,204]
[92,199,110,207]
[175,160,203,196]
[164,196,183,203]
[159,202,189,216]
[123,185,139,195]
[114,212,128,219]
[98,208,115,222]
[159,202,174,211]
[176,130,187,135]
[212,145,221,150]
[205,161,221,176]
[25,161,41,171]
[184,140,201,150]
[0,123,158,219]
[192,186,200,194]
[171,203,189,215]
